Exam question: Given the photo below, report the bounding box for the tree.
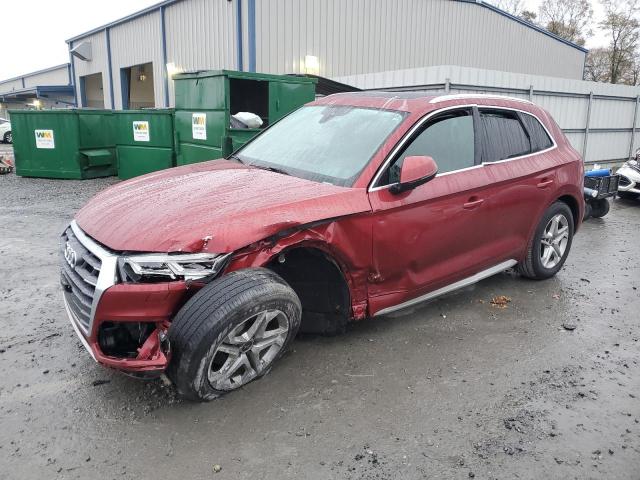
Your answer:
[539,0,593,46]
[584,47,613,82]
[600,0,640,83]
[520,10,538,23]
[622,52,640,84]
[492,0,524,16]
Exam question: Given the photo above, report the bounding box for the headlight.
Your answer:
[119,253,231,283]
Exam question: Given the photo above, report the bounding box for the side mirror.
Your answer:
[390,155,438,194]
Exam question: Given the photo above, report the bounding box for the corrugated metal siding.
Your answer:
[165,0,238,106]
[0,66,70,93]
[71,31,110,107]
[110,10,163,109]
[23,66,70,88]
[254,0,585,79]
[335,64,640,164]
[0,79,24,93]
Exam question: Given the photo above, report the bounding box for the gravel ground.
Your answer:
[0,143,13,158]
[0,171,639,480]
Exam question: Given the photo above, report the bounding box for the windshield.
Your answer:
[235,105,406,186]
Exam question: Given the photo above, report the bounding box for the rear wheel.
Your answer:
[589,198,610,218]
[167,268,302,401]
[519,202,574,280]
[2,132,10,144]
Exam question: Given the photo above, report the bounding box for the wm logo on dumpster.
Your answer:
[132,121,150,142]
[34,129,55,149]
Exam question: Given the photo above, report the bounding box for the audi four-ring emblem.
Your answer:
[64,242,77,269]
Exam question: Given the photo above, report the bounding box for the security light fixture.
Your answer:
[304,55,320,75]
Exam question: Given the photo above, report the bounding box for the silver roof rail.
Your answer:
[429,93,533,104]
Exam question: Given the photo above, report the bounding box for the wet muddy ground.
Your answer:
[1,173,638,479]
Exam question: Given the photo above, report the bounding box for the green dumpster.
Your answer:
[114,109,175,179]
[10,109,116,179]
[173,70,316,166]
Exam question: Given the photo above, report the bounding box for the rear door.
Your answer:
[477,107,559,257]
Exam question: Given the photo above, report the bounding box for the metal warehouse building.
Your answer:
[0,65,74,119]
[64,0,587,110]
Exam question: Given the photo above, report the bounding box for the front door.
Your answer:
[367,107,504,315]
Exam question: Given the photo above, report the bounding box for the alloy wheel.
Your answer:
[208,309,290,390]
[540,213,569,269]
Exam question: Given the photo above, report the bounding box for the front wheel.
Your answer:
[519,201,574,280]
[2,132,11,144]
[167,268,301,401]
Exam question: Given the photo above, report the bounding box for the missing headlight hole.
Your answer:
[98,322,156,358]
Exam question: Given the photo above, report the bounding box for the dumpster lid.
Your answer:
[113,108,174,115]
[81,149,113,167]
[82,149,112,157]
[174,69,317,84]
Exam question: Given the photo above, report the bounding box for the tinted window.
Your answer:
[480,109,530,162]
[381,109,475,184]
[520,113,553,152]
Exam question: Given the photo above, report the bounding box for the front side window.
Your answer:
[379,109,475,185]
[236,105,406,187]
[479,109,531,162]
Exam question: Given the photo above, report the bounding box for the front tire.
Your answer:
[519,201,574,280]
[2,132,10,144]
[167,268,302,401]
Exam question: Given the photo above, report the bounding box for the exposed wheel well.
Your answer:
[557,194,580,226]
[267,247,350,335]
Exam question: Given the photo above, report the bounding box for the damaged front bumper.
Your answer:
[62,281,188,375]
[60,221,192,376]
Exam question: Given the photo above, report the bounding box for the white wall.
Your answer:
[71,30,111,108]
[110,10,163,109]
[0,64,70,94]
[254,0,586,79]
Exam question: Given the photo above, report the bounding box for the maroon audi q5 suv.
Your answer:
[60,93,584,400]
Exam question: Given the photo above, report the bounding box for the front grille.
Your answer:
[60,226,102,332]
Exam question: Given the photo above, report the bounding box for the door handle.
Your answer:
[463,197,484,209]
[537,178,554,188]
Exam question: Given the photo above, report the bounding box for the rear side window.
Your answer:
[479,109,531,162]
[519,113,553,151]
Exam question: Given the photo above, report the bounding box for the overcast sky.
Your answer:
[1,0,609,80]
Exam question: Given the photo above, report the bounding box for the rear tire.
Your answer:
[589,198,610,218]
[519,201,574,280]
[167,268,302,401]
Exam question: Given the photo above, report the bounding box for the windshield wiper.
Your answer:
[251,165,291,176]
[228,154,245,165]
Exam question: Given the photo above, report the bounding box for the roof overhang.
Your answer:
[0,85,75,102]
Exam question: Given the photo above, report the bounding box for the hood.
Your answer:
[75,160,371,253]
